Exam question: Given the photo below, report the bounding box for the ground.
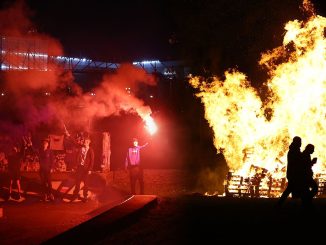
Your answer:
[1,169,325,244]
[0,169,187,244]
[0,185,129,245]
[97,196,326,244]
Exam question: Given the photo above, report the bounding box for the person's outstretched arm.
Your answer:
[140,142,149,149]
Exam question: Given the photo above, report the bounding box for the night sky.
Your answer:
[27,0,174,62]
[0,0,326,66]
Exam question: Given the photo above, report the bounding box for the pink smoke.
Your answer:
[55,63,156,128]
[0,1,157,138]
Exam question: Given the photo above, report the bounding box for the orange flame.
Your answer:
[189,0,326,181]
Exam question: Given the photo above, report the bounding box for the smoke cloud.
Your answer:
[0,1,157,141]
[0,0,33,37]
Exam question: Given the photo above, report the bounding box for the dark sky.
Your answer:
[1,0,326,63]
[27,0,174,62]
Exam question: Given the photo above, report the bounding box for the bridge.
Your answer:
[0,36,188,79]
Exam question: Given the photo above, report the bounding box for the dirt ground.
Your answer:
[0,169,188,244]
[97,195,326,244]
[107,169,190,197]
[96,169,326,244]
[1,169,325,244]
[0,185,130,245]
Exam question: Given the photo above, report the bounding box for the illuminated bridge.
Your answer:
[0,36,188,79]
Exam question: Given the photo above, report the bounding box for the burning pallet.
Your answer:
[224,166,326,198]
[224,171,286,198]
[315,173,326,197]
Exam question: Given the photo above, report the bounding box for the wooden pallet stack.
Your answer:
[315,173,326,197]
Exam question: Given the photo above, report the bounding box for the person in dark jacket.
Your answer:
[8,145,23,200]
[39,139,54,201]
[300,144,318,208]
[277,136,303,206]
[72,137,94,202]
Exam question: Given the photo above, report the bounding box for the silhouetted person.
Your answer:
[39,139,54,201]
[125,138,148,195]
[7,145,23,200]
[22,133,37,169]
[277,136,303,206]
[72,137,94,202]
[301,144,318,208]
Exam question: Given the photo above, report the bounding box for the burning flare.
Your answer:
[144,115,158,135]
[189,1,326,179]
[136,107,157,135]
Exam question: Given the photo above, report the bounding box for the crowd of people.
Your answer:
[0,134,74,174]
[0,132,149,202]
[0,131,96,202]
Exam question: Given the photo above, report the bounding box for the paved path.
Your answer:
[44,195,158,244]
[0,186,137,245]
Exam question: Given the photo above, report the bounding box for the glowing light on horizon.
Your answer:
[55,56,92,62]
[132,60,160,65]
[1,50,48,57]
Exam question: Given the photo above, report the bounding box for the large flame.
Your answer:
[189,1,326,179]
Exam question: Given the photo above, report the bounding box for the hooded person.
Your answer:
[38,138,54,201]
[277,136,303,206]
[71,136,94,202]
